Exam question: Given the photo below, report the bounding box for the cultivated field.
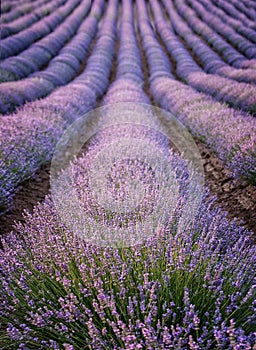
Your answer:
[0,0,256,348]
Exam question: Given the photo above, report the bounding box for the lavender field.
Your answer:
[0,0,256,348]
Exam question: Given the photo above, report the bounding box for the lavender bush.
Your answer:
[0,1,255,349]
[227,0,256,21]
[156,0,256,85]
[185,0,256,59]
[150,0,256,116]
[0,121,255,349]
[195,0,256,44]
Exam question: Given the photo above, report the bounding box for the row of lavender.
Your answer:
[0,0,117,212]
[143,0,256,184]
[1,0,51,22]
[159,0,256,117]
[1,0,255,348]
[0,0,96,113]
[1,0,67,39]
[1,0,256,116]
[209,0,256,24]
[0,0,256,212]
[170,0,256,69]
[0,0,83,60]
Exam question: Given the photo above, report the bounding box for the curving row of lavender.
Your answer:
[0,0,255,348]
[1,0,67,39]
[185,0,256,55]
[196,0,256,42]
[172,0,256,70]
[0,0,100,113]
[0,0,117,212]
[1,0,51,23]
[150,0,256,116]
[137,0,256,185]
[0,0,82,60]
[0,0,255,212]
[0,0,87,81]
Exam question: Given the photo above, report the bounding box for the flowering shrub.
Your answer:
[185,0,256,59]
[0,133,255,349]
[0,1,256,349]
[195,0,256,44]
[153,0,256,85]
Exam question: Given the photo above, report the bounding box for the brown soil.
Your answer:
[0,163,51,236]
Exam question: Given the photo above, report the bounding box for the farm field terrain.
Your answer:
[0,0,256,348]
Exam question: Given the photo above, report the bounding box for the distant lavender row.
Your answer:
[0,1,101,114]
[228,0,256,21]
[0,0,90,83]
[150,0,256,116]
[161,0,256,83]
[241,0,256,11]
[171,0,256,70]
[138,0,256,184]
[104,0,149,106]
[0,0,118,212]
[210,0,255,28]
[185,0,256,58]
[197,0,256,43]
[1,0,67,39]
[1,0,51,23]
[0,0,81,60]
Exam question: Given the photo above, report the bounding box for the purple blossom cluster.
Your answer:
[0,0,118,212]
[0,0,90,83]
[1,0,67,39]
[137,0,256,184]
[0,0,81,60]
[0,0,103,114]
[1,0,51,23]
